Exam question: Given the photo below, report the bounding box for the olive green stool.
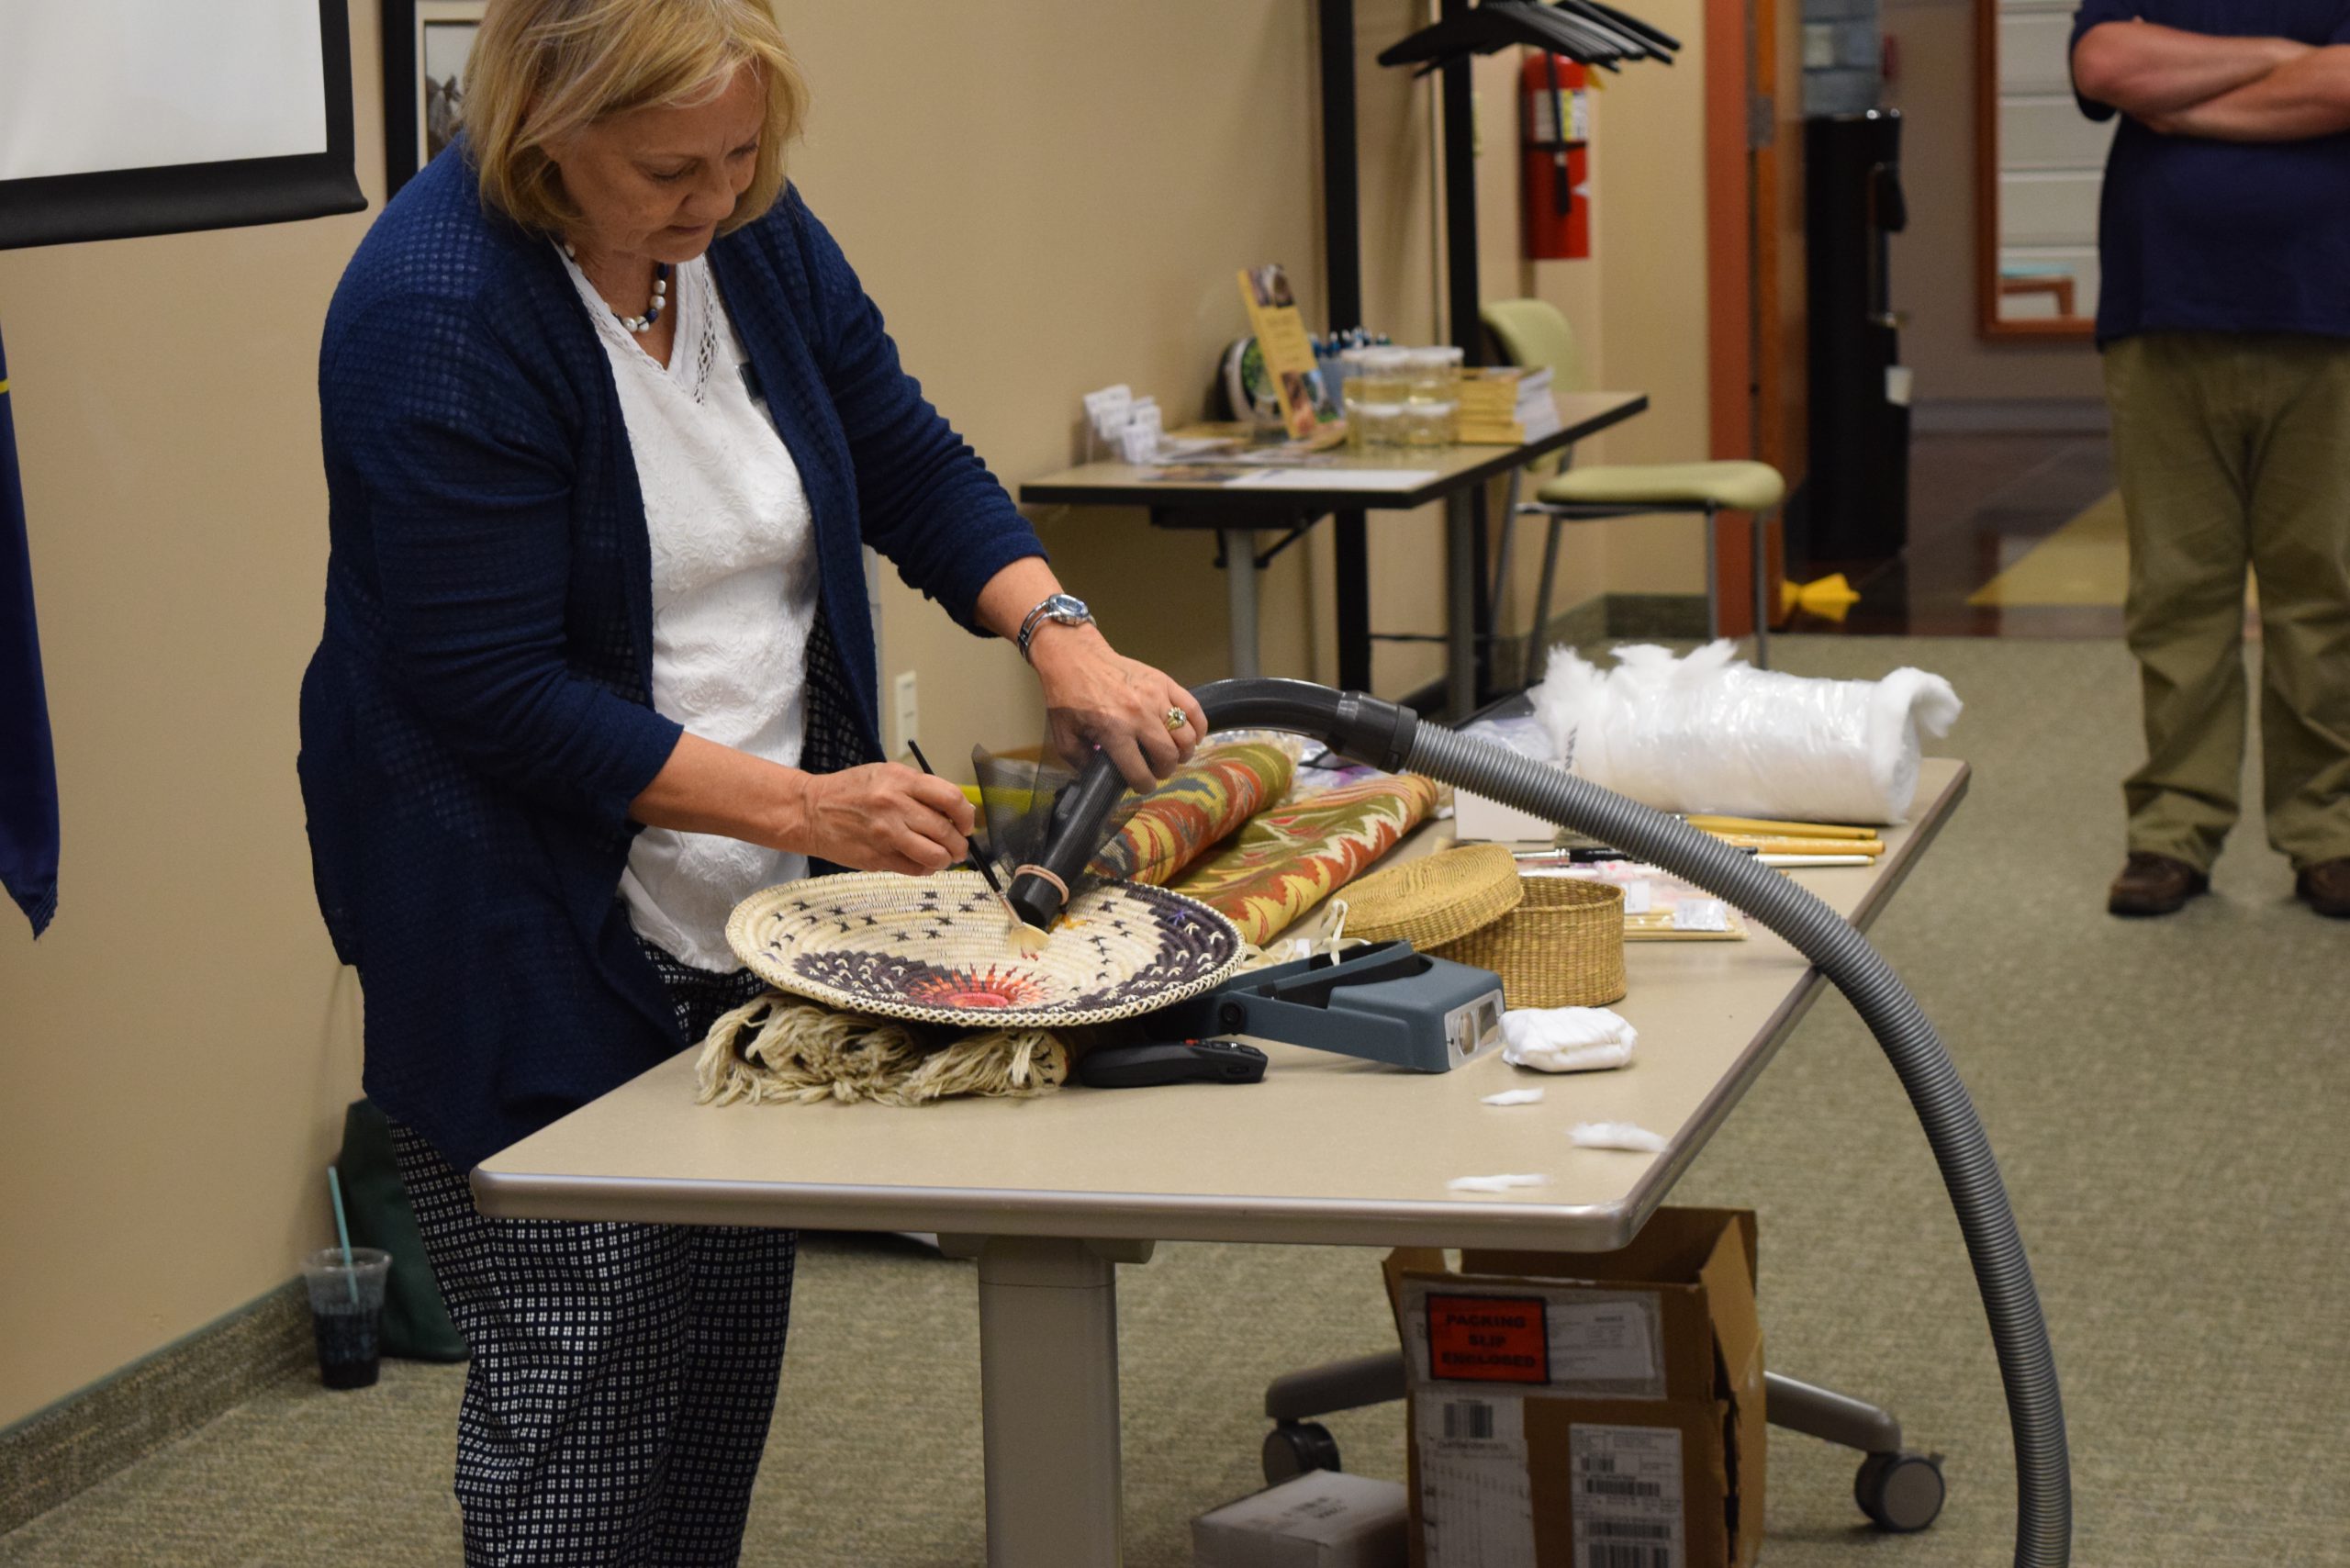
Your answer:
[1482,297,1786,677]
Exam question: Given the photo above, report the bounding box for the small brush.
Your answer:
[907,741,1050,958]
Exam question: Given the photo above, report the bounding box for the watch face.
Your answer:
[1046,595,1091,622]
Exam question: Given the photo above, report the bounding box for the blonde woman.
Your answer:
[301,1,1205,1559]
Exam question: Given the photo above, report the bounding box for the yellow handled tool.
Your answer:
[1684,812,1879,841]
[1712,833,1886,858]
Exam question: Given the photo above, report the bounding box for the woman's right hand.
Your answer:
[787,762,974,874]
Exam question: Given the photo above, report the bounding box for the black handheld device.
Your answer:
[1076,1038,1268,1090]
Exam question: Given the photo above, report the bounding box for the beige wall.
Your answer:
[1561,0,1718,596]
[0,1,1727,1430]
[1884,0,2104,404]
[0,1,381,1428]
[775,1,1328,758]
[819,0,1722,723]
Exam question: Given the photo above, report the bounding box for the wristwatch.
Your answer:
[1016,593,1095,662]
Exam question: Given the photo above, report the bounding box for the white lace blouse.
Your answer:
[560,249,817,972]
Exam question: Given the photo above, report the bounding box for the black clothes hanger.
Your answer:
[1377,0,1680,75]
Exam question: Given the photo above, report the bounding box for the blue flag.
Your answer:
[1,321,60,935]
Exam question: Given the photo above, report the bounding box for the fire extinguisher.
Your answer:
[1522,51,1591,260]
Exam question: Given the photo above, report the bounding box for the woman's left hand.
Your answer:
[1027,624,1208,792]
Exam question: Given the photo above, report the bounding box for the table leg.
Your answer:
[1335,510,1370,692]
[1223,528,1260,679]
[1470,480,1494,701]
[1704,507,1721,641]
[939,1235,1156,1568]
[1446,487,1476,720]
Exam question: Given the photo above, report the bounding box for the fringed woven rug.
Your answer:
[694,991,1070,1108]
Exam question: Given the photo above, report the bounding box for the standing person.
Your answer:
[300,2,1209,1562]
[2071,4,2350,917]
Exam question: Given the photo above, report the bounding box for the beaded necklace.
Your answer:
[562,241,667,334]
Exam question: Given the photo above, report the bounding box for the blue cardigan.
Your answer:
[302,147,1044,1170]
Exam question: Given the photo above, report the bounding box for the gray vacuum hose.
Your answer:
[1011,678,2068,1562]
[1405,720,2070,1568]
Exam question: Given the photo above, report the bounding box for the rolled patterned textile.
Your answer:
[1086,740,1295,887]
[1172,773,1441,945]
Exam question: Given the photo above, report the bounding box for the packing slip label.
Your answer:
[1425,1294,1551,1384]
[1404,1282,1667,1398]
[1416,1391,1536,1568]
[1569,1423,1684,1568]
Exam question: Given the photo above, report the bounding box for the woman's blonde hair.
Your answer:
[464,0,809,235]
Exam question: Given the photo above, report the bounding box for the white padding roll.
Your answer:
[1532,641,1961,825]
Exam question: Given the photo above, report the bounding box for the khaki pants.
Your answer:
[2106,332,2350,873]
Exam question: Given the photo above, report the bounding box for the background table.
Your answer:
[1019,390,1647,716]
[476,759,1966,1565]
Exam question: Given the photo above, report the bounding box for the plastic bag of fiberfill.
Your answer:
[1531,641,1961,825]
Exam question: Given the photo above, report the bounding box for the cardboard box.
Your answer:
[1451,783,1566,846]
[1192,1470,1410,1568]
[1383,1208,1764,1568]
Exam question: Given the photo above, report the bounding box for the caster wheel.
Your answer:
[1262,1421,1343,1484]
[1855,1450,1945,1532]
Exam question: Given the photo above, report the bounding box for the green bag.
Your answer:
[335,1099,468,1362]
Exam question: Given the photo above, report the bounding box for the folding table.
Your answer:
[475,758,1969,1566]
[1018,390,1647,717]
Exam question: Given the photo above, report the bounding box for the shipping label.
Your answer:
[1416,1391,1536,1568]
[1569,1423,1684,1568]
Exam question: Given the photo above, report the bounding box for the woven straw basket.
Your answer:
[1338,844,1627,1010]
[1436,873,1627,1009]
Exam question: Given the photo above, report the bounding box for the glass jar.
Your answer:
[1404,345,1464,405]
[1399,398,1459,447]
[1342,347,1413,448]
[1390,347,1461,443]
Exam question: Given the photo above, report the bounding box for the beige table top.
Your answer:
[475,760,1967,1253]
[1016,391,1650,514]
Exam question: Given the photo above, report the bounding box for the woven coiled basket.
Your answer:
[1337,844,1627,1010]
[1433,873,1627,1009]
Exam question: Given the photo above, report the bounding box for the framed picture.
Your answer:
[385,0,489,196]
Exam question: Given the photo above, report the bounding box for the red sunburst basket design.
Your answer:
[900,967,1048,1010]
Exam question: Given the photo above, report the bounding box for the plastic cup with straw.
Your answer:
[306,1167,390,1388]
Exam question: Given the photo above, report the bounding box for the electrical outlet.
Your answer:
[892,670,919,755]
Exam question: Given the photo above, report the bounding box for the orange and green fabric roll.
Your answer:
[1086,741,1295,888]
[1172,774,1441,945]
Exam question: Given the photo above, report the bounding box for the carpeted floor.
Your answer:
[6,636,2346,1568]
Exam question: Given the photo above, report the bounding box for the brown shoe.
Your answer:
[2295,857,2350,918]
[2108,852,2208,916]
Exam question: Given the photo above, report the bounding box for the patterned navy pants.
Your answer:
[392,945,790,1568]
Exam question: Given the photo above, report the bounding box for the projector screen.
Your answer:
[0,0,364,249]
